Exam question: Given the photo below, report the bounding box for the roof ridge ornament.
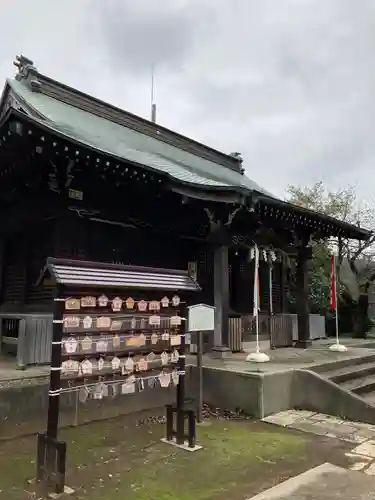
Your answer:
[229,152,245,174]
[13,54,41,92]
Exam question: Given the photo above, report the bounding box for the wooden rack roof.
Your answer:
[39,258,201,292]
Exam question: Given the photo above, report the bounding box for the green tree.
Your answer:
[286,181,375,337]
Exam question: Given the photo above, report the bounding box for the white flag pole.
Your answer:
[254,244,260,352]
[269,264,273,316]
[329,254,347,352]
[247,244,270,363]
[334,256,340,344]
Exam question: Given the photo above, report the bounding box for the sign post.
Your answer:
[188,304,215,423]
[197,330,203,422]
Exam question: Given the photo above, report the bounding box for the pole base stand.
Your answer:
[246,351,270,363]
[48,485,75,498]
[36,433,67,496]
[165,404,197,448]
[210,345,231,359]
[329,343,347,352]
[161,437,203,452]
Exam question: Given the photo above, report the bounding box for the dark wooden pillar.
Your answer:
[280,259,287,313]
[295,244,312,348]
[0,238,4,304]
[204,206,243,357]
[212,244,230,354]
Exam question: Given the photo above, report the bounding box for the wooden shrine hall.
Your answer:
[0,54,370,365]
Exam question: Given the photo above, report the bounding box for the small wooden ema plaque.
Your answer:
[149,300,160,311]
[161,296,170,308]
[96,316,111,329]
[64,316,80,329]
[149,315,161,327]
[81,296,96,308]
[65,298,80,310]
[170,315,182,327]
[125,297,135,309]
[83,316,93,329]
[112,297,123,312]
[172,295,180,307]
[98,295,109,307]
[138,300,148,312]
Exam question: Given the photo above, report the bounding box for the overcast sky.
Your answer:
[1,0,375,201]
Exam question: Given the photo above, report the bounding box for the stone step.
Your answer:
[363,394,375,407]
[341,374,375,394]
[312,354,375,375]
[361,391,375,405]
[328,361,375,384]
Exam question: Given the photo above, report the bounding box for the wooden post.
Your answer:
[176,306,186,445]
[16,318,27,367]
[295,245,312,348]
[197,330,203,423]
[212,244,230,357]
[0,238,4,305]
[47,286,64,438]
[280,259,287,313]
[37,285,66,494]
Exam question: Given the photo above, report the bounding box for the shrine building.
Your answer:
[0,55,370,365]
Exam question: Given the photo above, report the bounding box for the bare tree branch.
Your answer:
[287,181,375,302]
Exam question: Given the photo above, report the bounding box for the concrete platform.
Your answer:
[247,463,375,500]
[195,338,375,374]
[186,340,375,425]
[0,356,48,387]
[2,338,370,383]
[0,337,372,382]
[2,338,375,432]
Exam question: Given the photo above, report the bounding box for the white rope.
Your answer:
[53,370,186,395]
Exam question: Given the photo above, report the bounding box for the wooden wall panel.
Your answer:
[26,222,55,303]
[229,257,283,314]
[2,236,28,303]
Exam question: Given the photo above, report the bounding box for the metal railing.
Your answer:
[228,316,242,352]
[269,314,294,348]
[230,313,294,349]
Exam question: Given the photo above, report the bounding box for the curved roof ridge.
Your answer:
[7,77,274,196]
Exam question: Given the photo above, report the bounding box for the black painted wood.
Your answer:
[213,244,230,347]
[295,245,311,348]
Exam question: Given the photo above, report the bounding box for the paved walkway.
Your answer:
[248,411,375,499]
[247,463,375,500]
[263,409,375,475]
[0,356,49,387]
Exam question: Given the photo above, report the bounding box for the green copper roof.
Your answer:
[7,78,273,195]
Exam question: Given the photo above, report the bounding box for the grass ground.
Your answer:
[0,410,351,500]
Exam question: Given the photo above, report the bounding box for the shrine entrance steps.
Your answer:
[312,354,375,405]
[294,354,375,425]
[186,347,375,425]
